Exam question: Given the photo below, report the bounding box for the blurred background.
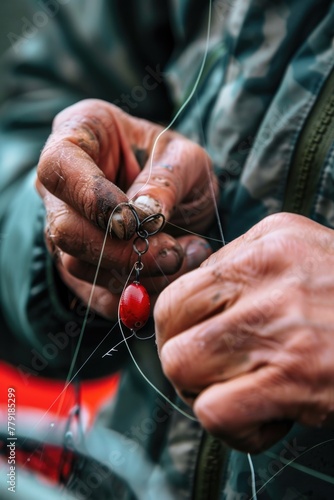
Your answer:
[0,1,31,56]
[0,2,32,101]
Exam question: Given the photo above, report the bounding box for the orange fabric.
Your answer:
[1,362,119,483]
[0,361,119,423]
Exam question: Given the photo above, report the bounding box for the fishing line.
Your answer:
[103,331,156,356]
[21,204,126,466]
[33,0,257,491]
[186,85,259,493]
[111,0,215,421]
[128,0,213,202]
[56,0,217,423]
[119,320,198,422]
[193,93,226,247]
[101,256,198,420]
[56,207,117,414]
[188,88,259,495]
[165,221,225,243]
[22,5,218,450]
[252,438,334,498]
[54,0,215,419]
[19,321,120,472]
[13,0,327,493]
[248,452,257,500]
[52,0,239,474]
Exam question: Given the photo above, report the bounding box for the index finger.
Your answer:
[126,131,217,223]
[37,99,141,239]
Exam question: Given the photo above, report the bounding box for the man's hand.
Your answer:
[154,213,334,453]
[36,99,216,319]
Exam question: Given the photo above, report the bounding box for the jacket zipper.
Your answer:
[283,68,334,215]
[193,432,228,500]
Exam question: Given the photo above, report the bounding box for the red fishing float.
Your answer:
[118,207,165,332]
[119,282,150,331]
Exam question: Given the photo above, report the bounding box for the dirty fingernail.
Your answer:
[109,204,137,240]
[186,241,211,269]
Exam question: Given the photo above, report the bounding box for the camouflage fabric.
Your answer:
[1,0,334,498]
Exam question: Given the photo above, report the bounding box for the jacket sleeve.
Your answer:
[0,0,175,379]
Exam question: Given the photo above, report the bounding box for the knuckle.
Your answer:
[281,326,320,379]
[47,211,81,255]
[257,212,297,232]
[233,235,291,280]
[54,100,117,160]
[37,148,54,184]
[48,222,68,251]
[64,119,101,160]
[37,141,66,195]
[73,180,93,219]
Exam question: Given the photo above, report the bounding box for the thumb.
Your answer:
[193,368,297,453]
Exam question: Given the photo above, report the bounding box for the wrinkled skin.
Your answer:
[36,99,217,319]
[155,213,334,453]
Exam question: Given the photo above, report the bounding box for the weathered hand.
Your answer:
[36,99,216,319]
[155,213,334,453]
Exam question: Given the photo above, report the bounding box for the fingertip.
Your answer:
[193,388,226,437]
[184,239,212,271]
[127,169,177,221]
[109,203,137,240]
[159,338,189,388]
[155,240,184,274]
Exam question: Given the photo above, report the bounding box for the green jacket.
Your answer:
[1,0,334,498]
